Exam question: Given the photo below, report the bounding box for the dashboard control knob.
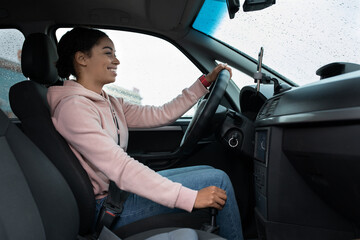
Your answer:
[228,132,239,148]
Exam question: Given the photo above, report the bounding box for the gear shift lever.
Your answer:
[201,208,220,234]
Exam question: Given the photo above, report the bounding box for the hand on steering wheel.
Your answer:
[179,66,232,155]
[205,63,232,85]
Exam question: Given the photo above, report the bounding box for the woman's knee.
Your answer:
[188,165,215,171]
[158,165,214,178]
[210,168,229,179]
[197,168,232,186]
[205,168,233,189]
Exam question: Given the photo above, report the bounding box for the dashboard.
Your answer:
[251,70,360,240]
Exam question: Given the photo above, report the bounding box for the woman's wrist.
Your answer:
[198,74,211,88]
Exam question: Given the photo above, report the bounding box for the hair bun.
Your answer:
[56,27,107,79]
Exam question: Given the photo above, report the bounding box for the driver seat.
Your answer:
[0,108,225,240]
[9,32,211,238]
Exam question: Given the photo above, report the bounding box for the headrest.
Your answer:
[0,109,10,136]
[21,33,59,85]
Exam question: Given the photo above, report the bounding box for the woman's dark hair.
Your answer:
[56,27,108,79]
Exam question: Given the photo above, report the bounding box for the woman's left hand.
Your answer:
[205,63,232,84]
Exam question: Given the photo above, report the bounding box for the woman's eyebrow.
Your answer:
[102,46,113,51]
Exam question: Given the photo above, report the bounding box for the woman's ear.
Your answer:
[74,51,87,66]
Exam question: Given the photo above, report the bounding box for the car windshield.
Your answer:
[193,0,360,86]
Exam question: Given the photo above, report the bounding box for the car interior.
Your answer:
[0,0,360,239]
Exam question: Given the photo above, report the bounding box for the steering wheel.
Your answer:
[179,69,231,155]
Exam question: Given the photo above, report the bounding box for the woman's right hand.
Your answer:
[193,186,227,210]
[205,63,232,84]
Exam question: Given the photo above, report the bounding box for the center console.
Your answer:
[241,70,360,239]
[253,127,355,240]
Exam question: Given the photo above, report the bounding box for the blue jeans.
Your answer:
[95,165,243,240]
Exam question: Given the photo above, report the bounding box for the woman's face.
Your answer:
[82,36,120,85]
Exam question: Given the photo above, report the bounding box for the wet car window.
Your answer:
[0,29,25,118]
[193,0,360,86]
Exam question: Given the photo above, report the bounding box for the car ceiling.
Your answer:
[0,0,204,37]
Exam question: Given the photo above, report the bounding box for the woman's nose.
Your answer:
[113,57,120,65]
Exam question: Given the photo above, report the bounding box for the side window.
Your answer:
[0,29,25,118]
[56,28,202,117]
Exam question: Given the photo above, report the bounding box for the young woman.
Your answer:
[47,27,243,240]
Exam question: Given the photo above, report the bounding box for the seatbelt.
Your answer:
[95,181,130,236]
[95,101,130,236]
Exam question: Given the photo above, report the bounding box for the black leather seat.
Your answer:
[8,33,212,238]
[10,33,96,235]
[0,109,79,239]
[0,108,225,240]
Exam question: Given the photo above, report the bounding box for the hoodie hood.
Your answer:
[47,80,108,115]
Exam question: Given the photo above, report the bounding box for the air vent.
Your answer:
[257,98,279,120]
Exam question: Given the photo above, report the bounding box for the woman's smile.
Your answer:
[108,67,117,76]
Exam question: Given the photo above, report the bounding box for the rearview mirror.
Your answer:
[243,0,275,12]
[226,0,240,19]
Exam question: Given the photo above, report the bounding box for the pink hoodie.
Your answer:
[47,79,209,212]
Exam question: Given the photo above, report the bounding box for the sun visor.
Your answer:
[147,0,187,30]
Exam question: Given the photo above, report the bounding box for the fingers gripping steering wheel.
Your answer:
[179,69,230,155]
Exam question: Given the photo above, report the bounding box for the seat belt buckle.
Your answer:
[96,205,121,234]
[105,210,116,218]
